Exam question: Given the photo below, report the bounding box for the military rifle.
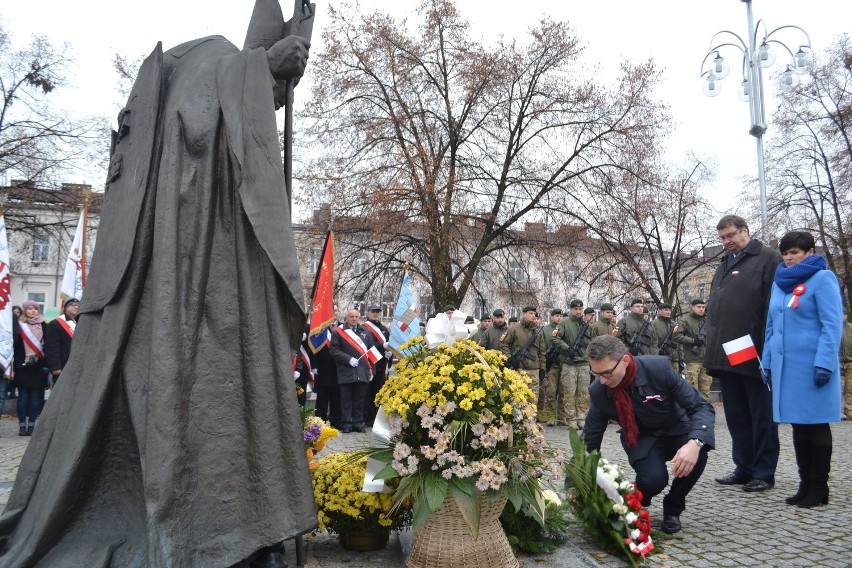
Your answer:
[565,320,591,359]
[507,328,540,370]
[658,323,678,356]
[627,320,651,356]
[545,341,561,368]
[691,319,707,355]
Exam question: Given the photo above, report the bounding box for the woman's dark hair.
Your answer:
[778,231,815,254]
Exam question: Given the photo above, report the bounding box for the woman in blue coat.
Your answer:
[763,231,842,508]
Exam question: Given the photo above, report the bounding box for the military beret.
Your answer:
[464,316,475,323]
[630,298,643,306]
[569,299,583,308]
[657,302,672,309]
[600,302,615,311]
[492,309,505,317]
[691,298,706,305]
[367,304,381,311]
[508,316,519,322]
[443,304,456,312]
[584,307,595,314]
[522,306,536,313]
[481,315,492,321]
[550,308,563,316]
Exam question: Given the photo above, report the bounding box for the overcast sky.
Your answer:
[2,0,850,214]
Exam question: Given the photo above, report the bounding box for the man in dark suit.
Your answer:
[44,298,78,388]
[329,308,376,433]
[704,215,781,493]
[583,335,715,535]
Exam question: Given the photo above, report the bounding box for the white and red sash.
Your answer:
[298,345,311,370]
[56,316,75,338]
[363,321,387,344]
[335,326,373,369]
[19,323,45,360]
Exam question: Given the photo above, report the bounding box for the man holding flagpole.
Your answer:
[705,215,782,493]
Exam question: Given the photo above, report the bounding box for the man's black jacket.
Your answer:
[583,356,715,466]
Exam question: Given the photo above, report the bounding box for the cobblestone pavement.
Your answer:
[1,405,850,567]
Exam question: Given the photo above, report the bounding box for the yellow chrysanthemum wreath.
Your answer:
[368,338,563,536]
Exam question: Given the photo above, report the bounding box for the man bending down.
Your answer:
[583,335,715,534]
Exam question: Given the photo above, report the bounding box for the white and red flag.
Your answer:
[722,335,758,366]
[365,345,382,365]
[0,213,13,376]
[60,209,86,301]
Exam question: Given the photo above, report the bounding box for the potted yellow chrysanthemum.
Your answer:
[311,451,411,551]
[365,337,563,567]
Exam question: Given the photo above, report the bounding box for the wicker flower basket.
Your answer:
[406,493,519,568]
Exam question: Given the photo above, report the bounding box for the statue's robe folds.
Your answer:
[0,36,316,567]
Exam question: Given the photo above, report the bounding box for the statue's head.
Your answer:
[244,0,286,50]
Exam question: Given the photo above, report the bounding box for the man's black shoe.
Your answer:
[714,472,750,485]
[249,545,287,568]
[353,427,366,433]
[341,427,352,433]
[661,514,682,534]
[742,479,774,492]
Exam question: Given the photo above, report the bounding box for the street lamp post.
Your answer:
[700,0,812,235]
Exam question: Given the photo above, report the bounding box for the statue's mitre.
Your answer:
[243,0,286,50]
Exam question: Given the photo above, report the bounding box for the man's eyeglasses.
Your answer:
[591,357,624,379]
[719,227,742,242]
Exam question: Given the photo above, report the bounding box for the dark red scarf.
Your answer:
[612,354,639,448]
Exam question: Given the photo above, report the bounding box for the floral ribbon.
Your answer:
[786,283,806,308]
[424,310,478,348]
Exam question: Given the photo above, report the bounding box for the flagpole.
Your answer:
[80,187,90,288]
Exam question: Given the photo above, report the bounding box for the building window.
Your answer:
[32,233,49,263]
[508,260,524,283]
[382,293,395,319]
[353,255,368,276]
[419,295,433,320]
[309,247,320,275]
[353,293,366,317]
[543,272,555,287]
[27,293,46,314]
[566,264,579,284]
[474,297,487,320]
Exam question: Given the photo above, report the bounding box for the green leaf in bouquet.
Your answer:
[425,474,449,511]
[450,481,482,538]
[372,463,401,481]
[411,494,433,533]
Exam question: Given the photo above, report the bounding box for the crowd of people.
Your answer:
[296,215,848,536]
[0,298,78,437]
[3,216,846,543]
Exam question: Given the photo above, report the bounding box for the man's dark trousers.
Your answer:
[339,381,368,430]
[719,371,779,483]
[632,433,709,515]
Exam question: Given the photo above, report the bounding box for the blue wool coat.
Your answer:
[763,269,843,424]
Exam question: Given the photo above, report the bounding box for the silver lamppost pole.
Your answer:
[700,0,812,236]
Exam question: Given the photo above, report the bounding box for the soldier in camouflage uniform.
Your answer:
[470,314,491,345]
[500,306,545,403]
[552,299,592,429]
[589,302,616,338]
[539,308,563,425]
[480,309,507,351]
[652,302,681,372]
[674,298,712,401]
[615,299,659,356]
